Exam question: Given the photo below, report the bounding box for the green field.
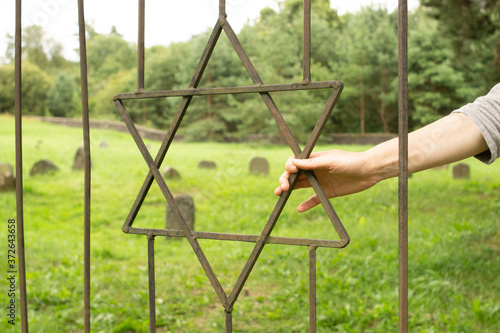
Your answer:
[0,115,499,332]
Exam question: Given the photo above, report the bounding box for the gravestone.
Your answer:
[162,166,181,179]
[0,162,16,192]
[73,147,85,170]
[453,163,470,179]
[166,194,195,231]
[73,147,93,170]
[249,157,269,175]
[30,160,59,176]
[198,160,217,169]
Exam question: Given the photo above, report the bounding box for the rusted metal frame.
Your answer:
[115,100,228,307]
[77,0,92,331]
[303,0,311,83]
[121,22,223,232]
[126,227,346,248]
[114,80,342,100]
[15,0,29,331]
[398,0,409,332]
[225,310,232,333]
[219,0,226,19]
[147,234,156,332]
[137,0,145,92]
[309,246,317,333]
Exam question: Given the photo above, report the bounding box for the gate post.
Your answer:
[398,0,409,332]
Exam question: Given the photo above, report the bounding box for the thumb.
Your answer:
[292,155,328,171]
[297,195,321,213]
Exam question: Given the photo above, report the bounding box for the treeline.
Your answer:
[1,0,499,142]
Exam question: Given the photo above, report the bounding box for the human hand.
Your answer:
[274,149,381,212]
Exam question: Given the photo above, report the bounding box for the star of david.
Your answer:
[113,9,349,315]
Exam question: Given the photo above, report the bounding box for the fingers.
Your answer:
[291,154,329,171]
[297,195,321,213]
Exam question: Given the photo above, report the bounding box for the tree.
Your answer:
[85,26,136,82]
[0,62,52,115]
[46,72,77,117]
[408,10,473,126]
[421,0,500,90]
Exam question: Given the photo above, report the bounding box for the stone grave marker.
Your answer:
[198,160,216,169]
[30,160,59,176]
[0,162,16,192]
[73,147,93,170]
[162,166,181,179]
[249,157,269,175]
[166,194,195,232]
[453,163,470,179]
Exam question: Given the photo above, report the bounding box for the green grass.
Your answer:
[0,115,499,332]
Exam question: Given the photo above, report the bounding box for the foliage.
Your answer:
[1,0,500,138]
[0,62,52,115]
[0,117,499,332]
[45,72,78,117]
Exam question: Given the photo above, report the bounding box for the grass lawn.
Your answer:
[0,115,499,332]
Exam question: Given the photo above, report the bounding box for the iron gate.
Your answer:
[12,0,409,332]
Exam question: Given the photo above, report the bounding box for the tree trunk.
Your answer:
[360,70,365,134]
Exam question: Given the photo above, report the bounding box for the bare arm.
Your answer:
[274,112,488,212]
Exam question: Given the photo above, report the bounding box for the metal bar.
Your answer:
[78,0,92,331]
[219,0,226,19]
[225,310,232,333]
[398,0,409,332]
[147,234,156,332]
[303,0,311,83]
[15,0,28,331]
[116,100,228,307]
[121,21,223,232]
[114,81,342,101]
[127,227,347,248]
[309,246,317,333]
[137,0,145,92]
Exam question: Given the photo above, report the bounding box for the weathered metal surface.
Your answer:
[303,0,311,83]
[309,246,317,333]
[137,0,145,92]
[114,81,342,100]
[147,234,156,333]
[77,0,92,331]
[398,1,409,332]
[15,1,28,331]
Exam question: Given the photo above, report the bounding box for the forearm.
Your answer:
[365,112,489,182]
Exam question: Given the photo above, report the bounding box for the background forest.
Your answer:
[1,0,500,141]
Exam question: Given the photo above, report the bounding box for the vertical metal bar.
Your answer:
[137,0,145,92]
[309,246,317,333]
[147,234,156,332]
[303,0,311,83]
[219,0,226,19]
[225,310,232,333]
[398,0,409,332]
[15,0,29,331]
[78,0,92,331]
